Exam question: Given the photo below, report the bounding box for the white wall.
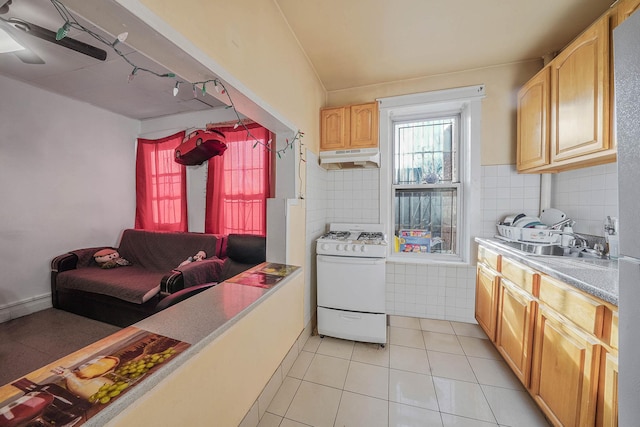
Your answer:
[0,75,140,321]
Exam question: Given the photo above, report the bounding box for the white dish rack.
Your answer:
[496,224,560,244]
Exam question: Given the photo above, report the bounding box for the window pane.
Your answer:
[393,118,457,185]
[394,188,457,254]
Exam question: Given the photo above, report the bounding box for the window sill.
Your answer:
[386,254,472,267]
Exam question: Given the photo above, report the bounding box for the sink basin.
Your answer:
[497,240,566,256]
[496,240,604,259]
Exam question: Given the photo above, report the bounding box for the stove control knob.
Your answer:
[360,245,366,252]
[321,243,329,251]
[336,244,343,251]
[351,244,358,251]
[344,244,351,251]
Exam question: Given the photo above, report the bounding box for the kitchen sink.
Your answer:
[497,240,566,256]
[496,240,605,259]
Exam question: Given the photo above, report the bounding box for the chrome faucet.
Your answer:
[548,230,589,248]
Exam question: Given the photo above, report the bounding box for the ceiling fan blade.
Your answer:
[0,0,11,15]
[13,48,44,64]
[9,18,107,61]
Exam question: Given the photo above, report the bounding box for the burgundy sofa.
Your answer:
[51,229,265,327]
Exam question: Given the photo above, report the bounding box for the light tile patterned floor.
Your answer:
[2,311,552,426]
[257,316,550,427]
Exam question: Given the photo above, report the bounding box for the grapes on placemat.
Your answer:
[88,347,177,405]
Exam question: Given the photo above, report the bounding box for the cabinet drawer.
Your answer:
[538,275,605,337]
[478,246,501,272]
[501,257,539,296]
[318,307,387,344]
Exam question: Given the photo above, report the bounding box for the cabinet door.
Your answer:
[320,106,348,151]
[517,66,550,171]
[475,263,499,341]
[349,103,378,149]
[599,351,618,427]
[618,0,640,24]
[550,16,610,163]
[531,305,601,427]
[495,278,537,387]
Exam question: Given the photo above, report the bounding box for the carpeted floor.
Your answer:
[0,308,120,385]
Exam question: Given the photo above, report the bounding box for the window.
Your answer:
[135,131,187,231]
[394,116,460,254]
[205,123,272,235]
[379,85,484,263]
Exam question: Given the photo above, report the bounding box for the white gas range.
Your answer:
[316,224,387,258]
[316,223,388,345]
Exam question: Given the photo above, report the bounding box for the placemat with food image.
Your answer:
[224,263,300,288]
[0,327,189,427]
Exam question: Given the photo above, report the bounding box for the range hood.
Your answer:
[319,147,380,170]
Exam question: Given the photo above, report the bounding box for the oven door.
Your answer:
[317,254,386,313]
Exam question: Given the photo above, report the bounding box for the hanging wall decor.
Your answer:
[174,128,227,166]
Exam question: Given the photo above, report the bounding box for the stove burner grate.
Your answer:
[358,232,384,241]
[322,231,350,240]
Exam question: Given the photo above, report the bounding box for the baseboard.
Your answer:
[0,293,52,323]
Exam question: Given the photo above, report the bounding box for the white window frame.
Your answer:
[378,85,484,265]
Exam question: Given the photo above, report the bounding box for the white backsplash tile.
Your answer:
[480,165,541,238]
[551,163,618,236]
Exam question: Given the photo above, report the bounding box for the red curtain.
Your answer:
[205,123,271,235]
[135,131,188,231]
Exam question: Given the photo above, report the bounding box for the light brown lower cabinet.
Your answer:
[597,351,619,427]
[476,245,618,426]
[530,305,601,427]
[495,278,537,387]
[475,263,499,341]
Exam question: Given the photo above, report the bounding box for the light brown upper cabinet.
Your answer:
[617,0,640,24]
[517,8,617,173]
[320,102,379,151]
[517,67,551,172]
[550,16,611,164]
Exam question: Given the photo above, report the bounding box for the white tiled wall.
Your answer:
[551,163,618,236]
[385,262,477,322]
[305,150,329,326]
[305,163,544,323]
[305,162,616,325]
[326,168,380,224]
[480,165,541,238]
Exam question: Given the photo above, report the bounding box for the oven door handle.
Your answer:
[340,313,363,321]
[317,255,385,265]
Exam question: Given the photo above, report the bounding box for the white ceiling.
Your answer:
[0,0,616,119]
[0,0,226,120]
[274,0,615,91]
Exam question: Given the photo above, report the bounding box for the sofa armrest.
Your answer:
[160,270,183,295]
[51,253,79,273]
[52,247,111,271]
[160,257,225,295]
[155,283,218,312]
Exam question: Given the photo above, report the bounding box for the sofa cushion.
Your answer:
[56,266,164,304]
[219,234,266,282]
[117,229,223,271]
[225,234,266,264]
